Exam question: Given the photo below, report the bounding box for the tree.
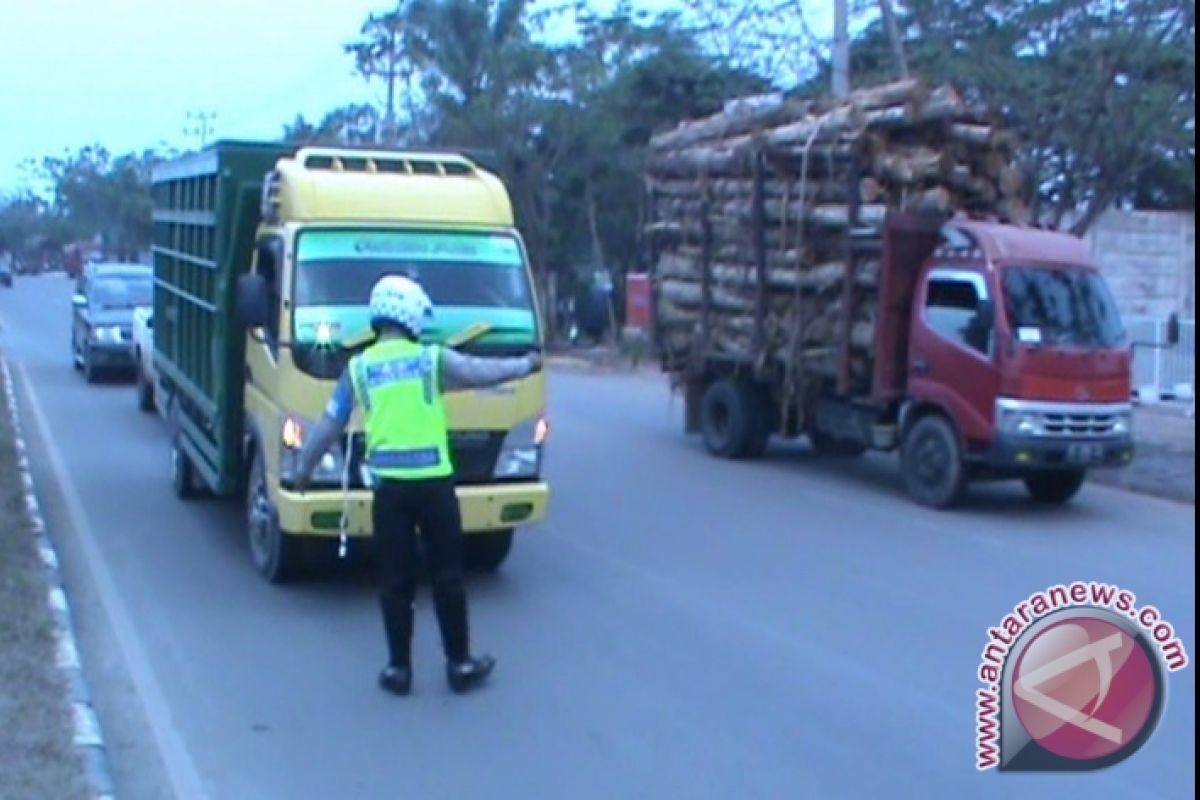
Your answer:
[282,104,384,145]
[37,146,161,257]
[872,0,1196,231]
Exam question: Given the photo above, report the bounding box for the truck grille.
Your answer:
[349,431,503,485]
[1038,411,1124,437]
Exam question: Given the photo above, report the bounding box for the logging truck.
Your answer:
[646,80,1135,508]
[656,209,1137,508]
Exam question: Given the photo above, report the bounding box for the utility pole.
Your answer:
[832,0,850,98]
[184,111,216,148]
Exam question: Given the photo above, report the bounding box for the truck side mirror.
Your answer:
[236,274,269,328]
[1166,313,1180,347]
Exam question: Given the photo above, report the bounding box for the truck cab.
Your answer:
[894,216,1134,506]
[154,143,548,582]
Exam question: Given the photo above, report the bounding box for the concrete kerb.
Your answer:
[1,355,117,800]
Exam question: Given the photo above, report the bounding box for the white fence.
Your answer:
[1126,316,1195,402]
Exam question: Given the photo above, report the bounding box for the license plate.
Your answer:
[1066,443,1104,464]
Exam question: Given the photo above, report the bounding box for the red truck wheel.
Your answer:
[701,379,767,459]
[901,414,967,509]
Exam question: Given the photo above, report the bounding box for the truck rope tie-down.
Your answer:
[781,117,826,435]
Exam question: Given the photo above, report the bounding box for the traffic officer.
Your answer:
[295,274,541,695]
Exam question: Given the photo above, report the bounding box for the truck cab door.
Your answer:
[244,237,284,413]
[909,268,1002,448]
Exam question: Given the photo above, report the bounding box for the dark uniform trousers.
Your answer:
[372,475,469,666]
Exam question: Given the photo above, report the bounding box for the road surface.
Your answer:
[2,275,1195,799]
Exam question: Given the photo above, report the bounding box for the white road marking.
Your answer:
[17,361,211,800]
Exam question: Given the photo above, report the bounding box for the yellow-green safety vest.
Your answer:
[349,338,453,481]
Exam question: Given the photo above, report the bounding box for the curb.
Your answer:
[1,357,117,800]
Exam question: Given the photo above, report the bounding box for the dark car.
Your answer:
[0,254,13,287]
[72,263,153,382]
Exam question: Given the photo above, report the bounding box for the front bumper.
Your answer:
[89,343,135,368]
[980,433,1134,471]
[275,481,550,537]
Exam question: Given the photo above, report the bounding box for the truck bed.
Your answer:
[152,141,294,492]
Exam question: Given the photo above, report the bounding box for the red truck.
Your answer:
[664,210,1141,508]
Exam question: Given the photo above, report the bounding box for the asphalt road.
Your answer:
[1,274,1195,800]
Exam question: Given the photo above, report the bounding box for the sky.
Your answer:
[0,0,836,195]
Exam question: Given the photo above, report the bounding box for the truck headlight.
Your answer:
[493,415,548,479]
[996,405,1044,436]
[279,413,347,485]
[1111,411,1132,436]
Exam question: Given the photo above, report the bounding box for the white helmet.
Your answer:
[369,274,432,336]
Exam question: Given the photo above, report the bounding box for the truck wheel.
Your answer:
[701,379,759,459]
[246,450,303,584]
[136,363,154,412]
[1024,470,1086,505]
[810,430,867,458]
[171,435,199,500]
[901,415,967,509]
[463,529,514,572]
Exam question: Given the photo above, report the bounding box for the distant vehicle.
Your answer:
[0,254,13,288]
[71,263,153,383]
[132,306,157,412]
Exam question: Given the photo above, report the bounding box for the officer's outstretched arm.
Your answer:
[295,371,355,487]
[440,347,540,392]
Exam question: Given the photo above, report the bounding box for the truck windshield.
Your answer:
[1000,266,1125,348]
[291,229,538,377]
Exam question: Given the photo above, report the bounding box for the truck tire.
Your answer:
[701,379,761,459]
[136,362,154,412]
[901,414,967,509]
[1024,470,1086,505]
[463,529,514,572]
[246,449,304,584]
[171,434,200,500]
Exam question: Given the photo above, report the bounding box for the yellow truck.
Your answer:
[151,141,549,582]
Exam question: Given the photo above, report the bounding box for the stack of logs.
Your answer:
[645,78,1027,387]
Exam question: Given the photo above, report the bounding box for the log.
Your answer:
[998,165,1025,198]
[859,176,885,204]
[659,280,756,313]
[646,148,750,178]
[650,95,800,151]
[844,78,929,110]
[650,177,852,204]
[870,147,952,183]
[763,105,866,148]
[655,252,880,293]
[864,103,917,130]
[913,85,965,122]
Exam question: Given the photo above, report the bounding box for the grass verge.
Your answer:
[0,359,89,800]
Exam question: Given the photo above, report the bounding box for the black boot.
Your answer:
[378,665,412,696]
[446,655,495,693]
